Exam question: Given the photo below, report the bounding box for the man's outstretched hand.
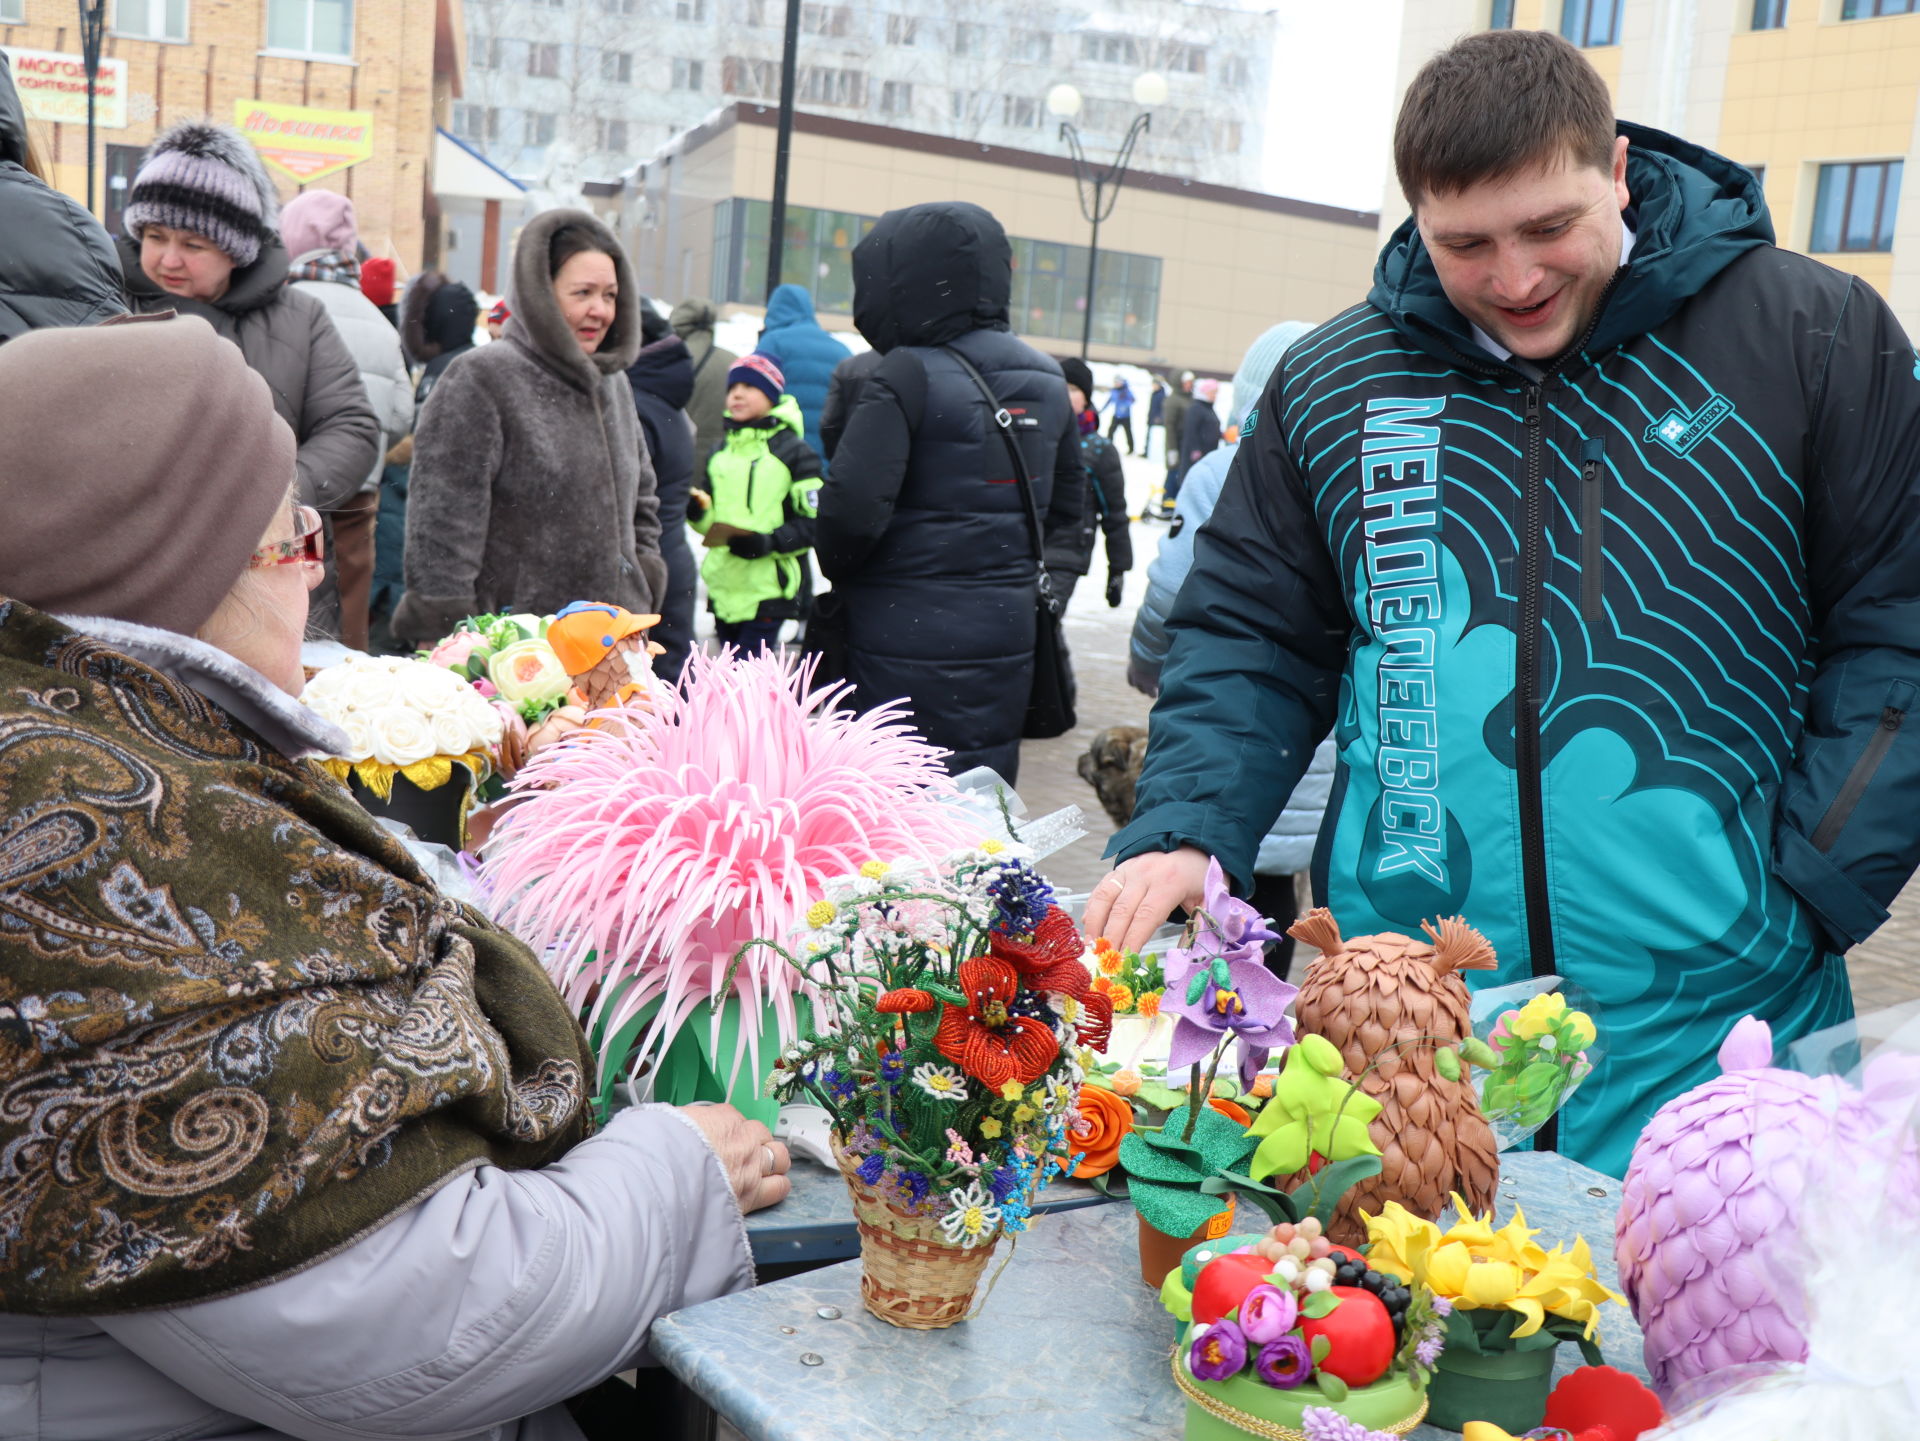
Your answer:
[1081,844,1212,954]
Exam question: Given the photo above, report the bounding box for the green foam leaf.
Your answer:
[1301,1290,1341,1320]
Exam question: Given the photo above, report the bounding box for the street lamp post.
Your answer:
[77,0,108,217]
[1048,73,1165,361]
[764,0,802,300]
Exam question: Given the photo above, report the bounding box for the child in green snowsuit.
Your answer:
[688,352,822,653]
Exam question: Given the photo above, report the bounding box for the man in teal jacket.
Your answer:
[1086,30,1920,1175]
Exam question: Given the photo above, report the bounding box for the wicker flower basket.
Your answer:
[835,1142,1000,1330]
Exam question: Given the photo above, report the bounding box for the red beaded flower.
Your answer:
[934,956,1058,1088]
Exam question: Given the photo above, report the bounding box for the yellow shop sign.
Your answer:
[234,100,373,183]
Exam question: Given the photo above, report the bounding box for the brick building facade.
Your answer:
[2,0,461,270]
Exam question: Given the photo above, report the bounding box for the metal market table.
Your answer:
[655,1151,1648,1440]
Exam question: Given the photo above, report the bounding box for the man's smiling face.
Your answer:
[1416,135,1631,362]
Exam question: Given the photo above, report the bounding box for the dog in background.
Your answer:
[1076,724,1150,828]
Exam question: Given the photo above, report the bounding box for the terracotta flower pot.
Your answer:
[1137,1194,1238,1289]
[835,1143,998,1330]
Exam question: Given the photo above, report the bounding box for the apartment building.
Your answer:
[450,0,1276,191]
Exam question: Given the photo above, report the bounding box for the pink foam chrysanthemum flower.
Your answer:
[482,648,975,1093]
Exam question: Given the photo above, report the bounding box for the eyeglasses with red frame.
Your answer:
[248,505,326,570]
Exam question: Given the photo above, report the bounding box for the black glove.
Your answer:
[727,531,775,559]
[1106,571,1126,608]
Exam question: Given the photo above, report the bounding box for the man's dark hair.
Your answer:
[1394,30,1616,208]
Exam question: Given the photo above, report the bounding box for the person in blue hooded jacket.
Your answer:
[1085,29,1920,1177]
[756,283,852,476]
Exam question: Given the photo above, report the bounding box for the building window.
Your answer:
[1842,0,1919,15]
[672,57,704,90]
[1811,160,1902,251]
[596,118,629,151]
[1001,93,1040,127]
[601,51,631,82]
[1490,0,1515,26]
[1022,33,1050,63]
[1080,31,1143,65]
[469,36,501,68]
[0,0,22,21]
[799,65,865,106]
[1559,0,1622,46]
[723,54,780,98]
[114,0,188,41]
[879,80,912,114]
[950,87,977,120]
[455,103,501,141]
[1747,163,1766,189]
[529,111,558,146]
[600,0,636,13]
[954,21,985,55]
[527,41,560,77]
[886,12,918,44]
[1750,0,1786,25]
[1216,119,1243,151]
[801,3,849,36]
[266,0,353,57]
[1164,41,1206,74]
[675,0,706,16]
[1220,54,1249,86]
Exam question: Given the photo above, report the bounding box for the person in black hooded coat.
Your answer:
[627,302,699,683]
[817,202,1083,784]
[0,52,127,341]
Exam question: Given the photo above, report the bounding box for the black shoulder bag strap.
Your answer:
[939,344,1060,618]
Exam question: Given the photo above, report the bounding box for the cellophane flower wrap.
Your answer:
[1627,1016,1920,1439]
[303,653,502,796]
[479,649,977,1107]
[763,845,1111,1241]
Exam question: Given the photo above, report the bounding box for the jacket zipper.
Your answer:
[1810,687,1913,851]
[1513,274,1622,1155]
[1516,381,1555,990]
[1580,437,1606,624]
[744,458,760,521]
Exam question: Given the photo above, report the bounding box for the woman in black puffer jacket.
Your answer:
[0,53,126,340]
[818,202,1083,783]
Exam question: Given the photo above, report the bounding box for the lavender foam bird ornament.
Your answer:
[1614,1015,1869,1398]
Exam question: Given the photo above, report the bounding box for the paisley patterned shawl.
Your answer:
[0,600,592,1313]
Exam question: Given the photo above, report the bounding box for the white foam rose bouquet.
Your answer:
[304,654,504,807]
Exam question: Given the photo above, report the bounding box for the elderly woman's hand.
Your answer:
[680,1104,791,1213]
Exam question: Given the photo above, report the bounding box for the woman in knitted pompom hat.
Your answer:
[116,118,379,640]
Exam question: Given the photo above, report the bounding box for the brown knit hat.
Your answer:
[0,312,295,636]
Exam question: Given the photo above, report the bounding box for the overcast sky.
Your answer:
[1262,0,1405,214]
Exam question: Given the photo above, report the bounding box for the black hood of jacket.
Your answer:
[852,201,1011,354]
[1,51,28,167]
[625,333,694,409]
[1370,122,1773,369]
[117,231,294,316]
[402,271,479,360]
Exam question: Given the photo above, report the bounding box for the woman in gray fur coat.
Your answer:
[395,210,667,645]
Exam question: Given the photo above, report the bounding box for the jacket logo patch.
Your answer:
[1644,392,1734,458]
[1241,406,1259,436]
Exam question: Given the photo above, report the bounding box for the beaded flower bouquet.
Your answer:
[760,847,1111,1329]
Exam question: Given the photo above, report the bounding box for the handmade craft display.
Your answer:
[480,650,977,1123]
[1362,1197,1624,1432]
[1614,1015,1920,1401]
[545,601,664,710]
[1282,910,1501,1246]
[1160,1213,1442,1440]
[1620,1025,1920,1440]
[1460,1364,1665,1441]
[302,652,503,845]
[1477,992,1597,1148]
[760,854,1109,1328]
[423,611,572,721]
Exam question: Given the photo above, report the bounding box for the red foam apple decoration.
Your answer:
[1298,1286,1396,1387]
[1192,1253,1281,1327]
[1542,1366,1664,1441]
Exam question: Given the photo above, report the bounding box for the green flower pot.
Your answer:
[1422,1338,1558,1433]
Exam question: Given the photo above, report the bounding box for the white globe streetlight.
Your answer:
[1132,72,1168,107]
[1047,84,1084,119]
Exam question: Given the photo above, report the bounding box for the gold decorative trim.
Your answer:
[1170,1356,1430,1441]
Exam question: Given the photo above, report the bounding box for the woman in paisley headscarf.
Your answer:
[0,312,787,1440]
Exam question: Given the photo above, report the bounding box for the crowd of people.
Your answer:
[7,21,1920,1440]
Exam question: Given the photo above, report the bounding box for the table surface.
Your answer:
[659,1151,1647,1441]
[743,1154,1110,1266]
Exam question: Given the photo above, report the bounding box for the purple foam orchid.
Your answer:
[1166,858,1282,969]
[1164,926,1298,1091]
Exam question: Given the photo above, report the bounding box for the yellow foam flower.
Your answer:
[1098,952,1124,976]
[859,860,892,879]
[805,900,837,928]
[1510,992,1568,1039]
[1106,982,1135,1012]
[980,839,1006,855]
[1563,1010,1598,1050]
[1136,989,1163,1021]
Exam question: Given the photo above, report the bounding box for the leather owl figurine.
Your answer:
[1282,908,1501,1247]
